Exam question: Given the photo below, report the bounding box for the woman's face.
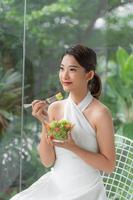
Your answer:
[59,54,91,92]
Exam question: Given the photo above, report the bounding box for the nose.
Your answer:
[62,69,70,80]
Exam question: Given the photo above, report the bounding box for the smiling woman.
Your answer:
[10,44,115,200]
[59,45,101,100]
[59,55,90,93]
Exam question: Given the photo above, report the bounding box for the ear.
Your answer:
[85,70,94,81]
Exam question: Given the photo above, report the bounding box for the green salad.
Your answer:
[45,119,73,140]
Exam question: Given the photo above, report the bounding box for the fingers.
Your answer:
[52,140,65,147]
[31,100,49,123]
[68,131,72,139]
[45,134,54,146]
[32,100,48,112]
[53,139,65,144]
[31,100,40,107]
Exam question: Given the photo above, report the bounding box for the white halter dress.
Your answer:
[10,91,107,200]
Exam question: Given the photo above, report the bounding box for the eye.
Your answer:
[59,67,64,71]
[70,68,76,71]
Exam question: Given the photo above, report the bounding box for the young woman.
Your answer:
[11,44,116,200]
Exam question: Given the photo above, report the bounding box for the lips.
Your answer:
[62,81,72,85]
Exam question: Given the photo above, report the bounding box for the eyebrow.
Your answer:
[60,63,80,68]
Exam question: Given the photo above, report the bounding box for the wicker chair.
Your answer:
[102,134,133,200]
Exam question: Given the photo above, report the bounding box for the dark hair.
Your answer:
[63,44,102,99]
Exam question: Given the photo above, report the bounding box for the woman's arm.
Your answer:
[32,101,56,168]
[38,124,56,168]
[53,106,116,173]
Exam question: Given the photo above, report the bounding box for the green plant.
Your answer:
[102,47,133,139]
[0,67,21,134]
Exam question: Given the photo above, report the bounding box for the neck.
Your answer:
[69,89,90,105]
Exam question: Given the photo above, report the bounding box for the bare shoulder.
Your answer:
[90,98,113,129]
[48,99,66,120]
[83,98,114,137]
[48,99,66,111]
[92,98,112,118]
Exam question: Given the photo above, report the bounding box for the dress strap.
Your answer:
[68,91,93,112]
